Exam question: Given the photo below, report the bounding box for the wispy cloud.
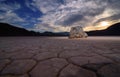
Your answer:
[0,1,20,11]
[32,0,63,13]
[0,10,24,23]
[0,0,120,32]
[34,0,120,32]
[0,1,25,27]
[25,0,37,12]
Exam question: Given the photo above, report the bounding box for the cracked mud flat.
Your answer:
[0,36,120,77]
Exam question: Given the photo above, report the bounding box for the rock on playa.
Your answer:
[69,26,88,39]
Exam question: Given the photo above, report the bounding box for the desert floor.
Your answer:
[0,36,120,77]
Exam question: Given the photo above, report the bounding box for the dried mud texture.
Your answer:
[0,37,120,77]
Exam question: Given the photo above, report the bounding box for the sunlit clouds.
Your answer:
[0,0,120,32]
[33,0,120,32]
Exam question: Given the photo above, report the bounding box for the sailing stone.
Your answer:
[69,26,88,39]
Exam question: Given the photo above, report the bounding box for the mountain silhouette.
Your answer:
[0,22,120,36]
[0,23,40,36]
[0,23,67,36]
[87,23,120,36]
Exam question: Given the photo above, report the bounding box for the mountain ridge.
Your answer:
[0,22,120,36]
[87,23,120,36]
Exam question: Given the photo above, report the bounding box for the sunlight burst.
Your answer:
[100,21,110,27]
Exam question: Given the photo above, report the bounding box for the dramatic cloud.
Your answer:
[0,0,120,32]
[34,0,120,32]
[0,1,25,27]
[0,0,41,28]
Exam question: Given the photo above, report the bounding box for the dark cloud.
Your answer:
[56,7,105,26]
[83,8,105,16]
[107,0,120,9]
[57,14,84,26]
[0,0,120,32]
[94,14,120,26]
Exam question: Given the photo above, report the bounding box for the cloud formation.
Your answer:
[0,0,40,28]
[34,0,120,32]
[0,1,25,27]
[0,0,120,32]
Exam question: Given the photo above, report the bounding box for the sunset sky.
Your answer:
[0,0,120,32]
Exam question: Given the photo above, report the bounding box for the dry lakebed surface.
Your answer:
[0,36,120,77]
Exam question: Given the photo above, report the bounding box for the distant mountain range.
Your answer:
[87,23,120,36]
[0,22,120,36]
[0,23,40,36]
[0,23,67,36]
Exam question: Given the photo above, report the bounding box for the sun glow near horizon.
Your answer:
[58,21,116,32]
[83,21,113,32]
[96,21,111,30]
[100,21,110,27]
